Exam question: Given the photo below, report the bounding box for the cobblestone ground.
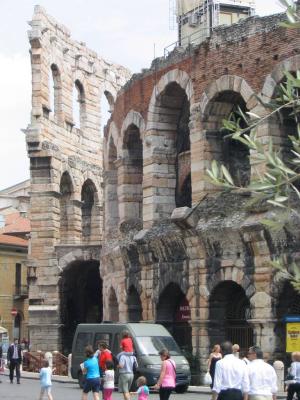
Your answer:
[0,378,211,399]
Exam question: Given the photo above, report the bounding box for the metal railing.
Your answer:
[52,352,68,376]
[22,351,44,372]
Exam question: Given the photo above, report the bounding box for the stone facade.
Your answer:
[25,6,130,351]
[26,5,300,382]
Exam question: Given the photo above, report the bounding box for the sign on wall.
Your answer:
[286,322,300,352]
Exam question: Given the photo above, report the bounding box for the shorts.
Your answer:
[83,377,101,393]
[118,373,134,393]
[40,386,52,395]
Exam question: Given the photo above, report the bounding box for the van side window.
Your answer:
[94,333,112,349]
[75,333,93,353]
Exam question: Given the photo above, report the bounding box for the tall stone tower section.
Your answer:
[25,6,131,352]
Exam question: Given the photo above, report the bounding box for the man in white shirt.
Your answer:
[212,341,249,400]
[247,346,277,400]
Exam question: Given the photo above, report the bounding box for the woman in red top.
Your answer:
[98,342,113,371]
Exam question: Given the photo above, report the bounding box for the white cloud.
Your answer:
[0,53,30,189]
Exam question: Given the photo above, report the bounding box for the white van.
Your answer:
[71,322,191,393]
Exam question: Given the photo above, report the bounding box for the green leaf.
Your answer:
[221,165,234,186]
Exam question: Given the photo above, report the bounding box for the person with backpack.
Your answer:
[118,351,138,400]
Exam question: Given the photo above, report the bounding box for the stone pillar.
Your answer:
[273,360,285,392]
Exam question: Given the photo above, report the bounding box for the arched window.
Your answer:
[100,91,114,136]
[127,286,142,322]
[105,137,119,232]
[49,64,61,117]
[81,179,98,241]
[73,79,86,129]
[60,172,74,243]
[108,288,119,322]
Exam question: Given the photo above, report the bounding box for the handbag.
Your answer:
[204,371,212,385]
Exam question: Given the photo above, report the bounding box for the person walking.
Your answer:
[130,376,150,400]
[7,338,22,384]
[247,346,277,400]
[118,349,137,400]
[207,344,222,390]
[0,342,3,383]
[102,360,114,400]
[212,341,249,400]
[153,349,176,400]
[38,360,54,400]
[286,351,300,400]
[81,345,101,400]
[97,342,113,373]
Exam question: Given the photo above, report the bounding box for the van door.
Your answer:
[72,332,93,378]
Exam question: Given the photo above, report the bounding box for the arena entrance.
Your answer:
[156,283,192,353]
[60,260,103,354]
[209,281,253,352]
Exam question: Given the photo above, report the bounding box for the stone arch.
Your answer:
[101,81,117,113]
[59,258,102,353]
[118,111,145,224]
[208,280,254,352]
[59,171,75,244]
[156,282,192,352]
[127,285,143,322]
[73,75,87,129]
[108,287,119,322]
[81,178,101,243]
[144,69,194,223]
[104,122,119,169]
[48,63,62,120]
[200,76,257,188]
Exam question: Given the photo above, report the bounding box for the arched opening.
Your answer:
[209,281,253,352]
[127,286,142,322]
[108,287,119,322]
[13,313,22,340]
[275,281,300,360]
[81,179,98,242]
[60,260,102,354]
[105,137,119,232]
[73,79,86,129]
[60,172,74,243]
[100,91,114,136]
[49,64,61,117]
[156,283,192,352]
[204,91,251,187]
[120,124,143,222]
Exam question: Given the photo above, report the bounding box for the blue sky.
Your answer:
[0,0,284,189]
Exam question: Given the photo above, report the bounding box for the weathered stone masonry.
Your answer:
[102,12,300,381]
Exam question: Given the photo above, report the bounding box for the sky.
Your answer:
[0,0,285,190]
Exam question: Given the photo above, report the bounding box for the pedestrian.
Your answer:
[118,350,137,400]
[212,341,249,400]
[81,345,101,400]
[0,342,3,383]
[130,376,150,400]
[233,344,240,359]
[102,360,115,400]
[247,345,277,400]
[241,351,251,366]
[97,342,113,372]
[39,360,54,400]
[120,330,134,353]
[7,338,22,384]
[207,344,222,390]
[153,348,176,400]
[286,351,300,400]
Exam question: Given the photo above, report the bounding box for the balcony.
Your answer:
[14,285,29,299]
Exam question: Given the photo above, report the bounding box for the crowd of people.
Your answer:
[207,342,300,400]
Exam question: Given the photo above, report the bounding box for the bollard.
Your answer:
[273,360,284,392]
[68,354,72,378]
[45,352,53,368]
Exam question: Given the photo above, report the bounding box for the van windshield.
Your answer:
[135,336,181,356]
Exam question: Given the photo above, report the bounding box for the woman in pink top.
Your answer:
[153,349,176,400]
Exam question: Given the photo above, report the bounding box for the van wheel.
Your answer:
[175,385,188,393]
[78,371,85,389]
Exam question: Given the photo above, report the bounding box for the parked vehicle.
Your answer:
[71,322,191,393]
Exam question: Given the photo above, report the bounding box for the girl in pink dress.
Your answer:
[131,376,150,400]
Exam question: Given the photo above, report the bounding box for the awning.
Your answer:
[0,326,8,334]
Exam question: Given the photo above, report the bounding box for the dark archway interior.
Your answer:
[209,281,253,352]
[81,180,96,239]
[60,172,73,242]
[60,260,102,354]
[108,288,119,322]
[156,282,192,352]
[275,281,300,359]
[207,91,250,187]
[127,286,142,322]
[160,83,191,208]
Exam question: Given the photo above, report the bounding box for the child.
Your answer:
[102,360,114,400]
[120,330,134,353]
[39,360,53,400]
[130,376,149,400]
